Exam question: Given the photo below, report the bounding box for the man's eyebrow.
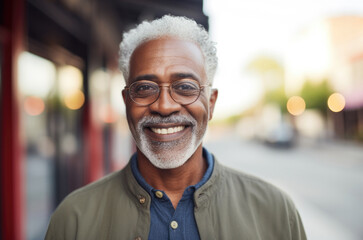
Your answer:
[171,73,200,81]
[133,74,158,82]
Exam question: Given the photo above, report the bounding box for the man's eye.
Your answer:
[136,85,152,91]
[173,82,199,95]
[132,83,158,97]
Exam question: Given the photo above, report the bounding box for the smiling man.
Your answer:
[46,16,306,240]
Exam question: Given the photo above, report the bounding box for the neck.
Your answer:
[137,145,207,208]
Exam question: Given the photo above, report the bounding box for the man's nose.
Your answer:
[149,87,181,116]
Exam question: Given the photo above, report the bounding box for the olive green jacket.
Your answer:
[45,159,306,240]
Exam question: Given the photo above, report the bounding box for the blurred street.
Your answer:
[205,128,363,240]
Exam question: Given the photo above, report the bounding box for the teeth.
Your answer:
[151,126,185,135]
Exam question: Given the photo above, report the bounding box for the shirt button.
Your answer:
[155,191,163,198]
[170,220,178,229]
[139,196,146,204]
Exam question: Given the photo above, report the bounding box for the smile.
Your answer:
[150,126,185,135]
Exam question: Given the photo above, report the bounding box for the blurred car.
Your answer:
[262,121,296,148]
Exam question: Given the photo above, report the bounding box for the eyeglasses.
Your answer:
[124,79,211,106]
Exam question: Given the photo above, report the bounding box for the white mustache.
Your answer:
[138,115,196,128]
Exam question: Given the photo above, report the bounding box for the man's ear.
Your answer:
[208,89,218,121]
[122,89,127,104]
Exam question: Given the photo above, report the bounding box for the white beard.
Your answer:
[135,115,206,169]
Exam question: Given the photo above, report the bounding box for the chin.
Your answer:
[133,116,207,169]
[138,136,201,169]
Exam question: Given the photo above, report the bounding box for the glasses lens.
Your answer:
[171,80,200,105]
[129,81,159,105]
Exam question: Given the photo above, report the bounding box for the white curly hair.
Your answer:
[119,15,218,85]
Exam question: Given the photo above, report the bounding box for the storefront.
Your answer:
[0,0,208,239]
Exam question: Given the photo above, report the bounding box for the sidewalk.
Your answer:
[272,180,360,240]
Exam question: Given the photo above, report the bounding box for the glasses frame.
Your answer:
[124,80,212,106]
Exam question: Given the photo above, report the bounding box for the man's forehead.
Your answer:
[131,37,204,61]
[128,37,207,82]
[133,73,200,82]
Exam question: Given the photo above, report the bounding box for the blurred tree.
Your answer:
[265,88,288,113]
[246,56,283,74]
[300,79,333,112]
[246,56,287,112]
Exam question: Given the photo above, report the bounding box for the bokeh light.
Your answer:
[58,66,83,97]
[24,96,45,116]
[327,93,345,112]
[287,96,306,116]
[64,90,85,110]
[18,52,56,98]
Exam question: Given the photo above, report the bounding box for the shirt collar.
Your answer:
[130,148,214,195]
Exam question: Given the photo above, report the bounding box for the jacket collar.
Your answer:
[123,151,222,209]
[194,157,222,209]
[124,161,151,210]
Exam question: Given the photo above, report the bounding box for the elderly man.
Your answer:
[46,15,306,240]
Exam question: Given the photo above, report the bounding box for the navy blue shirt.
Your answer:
[131,148,214,240]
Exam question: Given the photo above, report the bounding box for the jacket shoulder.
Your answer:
[215,162,305,238]
[219,163,289,200]
[54,167,128,216]
[45,168,130,239]
[67,168,125,200]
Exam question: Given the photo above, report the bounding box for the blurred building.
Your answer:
[284,16,363,140]
[0,0,209,239]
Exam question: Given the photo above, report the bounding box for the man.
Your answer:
[46,15,306,240]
